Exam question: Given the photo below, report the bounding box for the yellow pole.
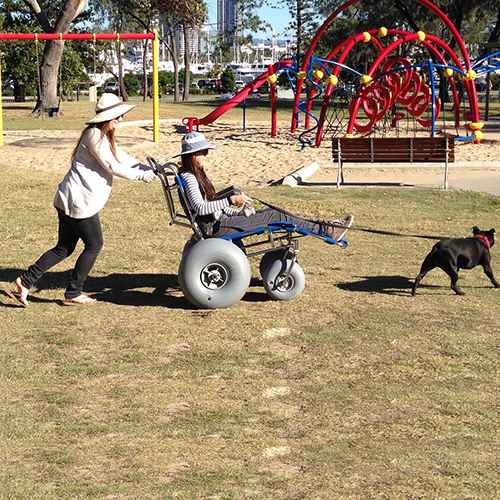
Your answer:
[152,29,159,143]
[0,43,4,148]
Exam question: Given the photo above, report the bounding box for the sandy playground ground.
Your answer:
[1,119,500,194]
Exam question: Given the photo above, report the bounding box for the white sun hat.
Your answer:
[174,131,219,157]
[86,93,135,124]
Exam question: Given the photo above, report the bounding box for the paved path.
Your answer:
[303,165,500,196]
[304,122,500,196]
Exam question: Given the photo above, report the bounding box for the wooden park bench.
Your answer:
[332,136,455,189]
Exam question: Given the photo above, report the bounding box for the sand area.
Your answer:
[1,119,500,195]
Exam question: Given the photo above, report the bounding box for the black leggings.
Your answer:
[20,208,103,300]
[212,208,325,238]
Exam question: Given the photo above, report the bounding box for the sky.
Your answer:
[205,0,294,41]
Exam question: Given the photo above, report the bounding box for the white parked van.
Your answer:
[104,81,120,94]
[235,80,245,90]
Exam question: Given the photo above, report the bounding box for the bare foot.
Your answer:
[3,277,29,308]
[62,294,97,306]
[15,277,29,307]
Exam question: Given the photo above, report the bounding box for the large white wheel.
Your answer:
[178,238,251,308]
[259,248,290,278]
[182,236,198,256]
[263,258,306,301]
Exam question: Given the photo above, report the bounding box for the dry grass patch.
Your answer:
[1,164,500,498]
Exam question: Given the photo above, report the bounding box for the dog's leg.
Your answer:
[411,252,436,296]
[482,263,500,288]
[440,262,464,295]
[411,274,424,296]
[450,279,465,295]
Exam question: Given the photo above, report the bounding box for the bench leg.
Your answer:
[337,160,343,188]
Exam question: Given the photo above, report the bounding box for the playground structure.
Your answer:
[185,0,500,149]
[0,31,160,147]
[183,59,293,136]
[2,0,500,150]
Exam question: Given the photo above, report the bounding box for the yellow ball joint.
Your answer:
[344,133,354,138]
[360,74,373,85]
[444,68,454,78]
[313,69,324,79]
[470,122,484,131]
[267,74,277,84]
[297,71,307,80]
[465,69,477,81]
[417,31,426,42]
[378,27,388,37]
[474,130,483,141]
[327,75,339,86]
[363,32,371,42]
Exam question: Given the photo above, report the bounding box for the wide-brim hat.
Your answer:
[174,131,219,157]
[86,93,135,124]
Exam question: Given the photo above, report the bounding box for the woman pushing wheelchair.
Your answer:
[176,131,354,241]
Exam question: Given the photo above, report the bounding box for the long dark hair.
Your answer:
[71,121,118,162]
[179,152,216,200]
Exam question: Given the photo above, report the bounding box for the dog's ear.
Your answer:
[490,229,495,234]
[472,226,480,235]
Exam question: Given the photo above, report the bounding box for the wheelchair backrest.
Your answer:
[147,159,203,239]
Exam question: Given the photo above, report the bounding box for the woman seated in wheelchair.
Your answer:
[176,132,353,241]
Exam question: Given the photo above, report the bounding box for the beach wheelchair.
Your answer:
[148,158,348,309]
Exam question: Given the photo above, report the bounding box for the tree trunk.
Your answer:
[25,0,89,118]
[165,25,180,102]
[14,82,26,102]
[117,42,129,101]
[296,0,302,56]
[31,39,64,117]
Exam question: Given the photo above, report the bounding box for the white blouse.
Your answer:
[54,127,150,218]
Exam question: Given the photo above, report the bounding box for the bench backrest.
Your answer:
[332,137,455,163]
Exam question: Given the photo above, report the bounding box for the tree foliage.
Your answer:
[310,0,500,58]
[265,0,316,54]
[3,0,500,116]
[0,1,88,101]
[220,66,235,92]
[17,0,90,116]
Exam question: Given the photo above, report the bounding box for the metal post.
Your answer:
[0,44,3,148]
[336,138,342,188]
[152,29,159,143]
[243,99,246,131]
[444,139,449,189]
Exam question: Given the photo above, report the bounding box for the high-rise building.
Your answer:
[217,0,240,46]
[172,25,200,61]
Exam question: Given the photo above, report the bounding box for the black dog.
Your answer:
[411,227,500,296]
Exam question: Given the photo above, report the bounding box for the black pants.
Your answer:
[20,208,104,300]
[212,208,325,238]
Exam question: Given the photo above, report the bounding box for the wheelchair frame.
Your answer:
[148,157,347,308]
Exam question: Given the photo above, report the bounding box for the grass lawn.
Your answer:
[1,156,500,498]
[0,98,308,131]
[3,95,500,131]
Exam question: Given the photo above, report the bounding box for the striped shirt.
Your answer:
[180,171,239,220]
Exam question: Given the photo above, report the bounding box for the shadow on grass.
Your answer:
[0,268,188,308]
[338,274,431,295]
[1,268,272,308]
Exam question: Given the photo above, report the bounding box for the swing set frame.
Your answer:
[0,30,160,147]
